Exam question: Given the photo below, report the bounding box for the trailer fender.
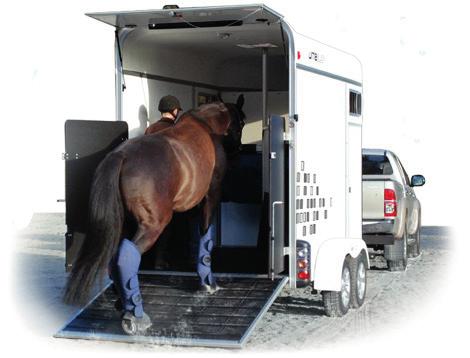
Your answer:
[312,238,369,292]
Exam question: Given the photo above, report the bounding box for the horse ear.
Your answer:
[236,94,244,109]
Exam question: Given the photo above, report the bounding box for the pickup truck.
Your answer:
[362,149,425,271]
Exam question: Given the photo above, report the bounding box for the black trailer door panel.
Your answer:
[264,115,286,277]
[64,120,128,270]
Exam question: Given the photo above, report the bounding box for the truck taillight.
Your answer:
[384,189,397,217]
[296,241,311,287]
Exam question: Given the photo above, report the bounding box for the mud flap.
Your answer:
[56,273,288,348]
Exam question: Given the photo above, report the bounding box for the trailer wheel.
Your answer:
[386,233,408,271]
[322,259,351,317]
[350,252,367,309]
[408,216,421,258]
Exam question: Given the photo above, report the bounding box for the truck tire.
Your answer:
[385,233,408,271]
[408,216,421,258]
[350,251,367,308]
[322,258,351,317]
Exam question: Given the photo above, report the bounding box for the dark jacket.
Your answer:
[145,117,175,135]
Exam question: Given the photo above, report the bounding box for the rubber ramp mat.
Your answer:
[56,273,288,348]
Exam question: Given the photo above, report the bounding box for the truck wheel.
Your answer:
[350,252,367,308]
[408,217,421,258]
[386,233,408,271]
[322,259,351,317]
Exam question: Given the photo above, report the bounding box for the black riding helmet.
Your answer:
[158,95,182,113]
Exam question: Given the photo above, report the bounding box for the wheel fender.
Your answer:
[313,238,369,292]
[407,202,421,236]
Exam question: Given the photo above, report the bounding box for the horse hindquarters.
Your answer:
[64,151,125,305]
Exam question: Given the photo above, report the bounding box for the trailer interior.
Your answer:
[113,9,291,276]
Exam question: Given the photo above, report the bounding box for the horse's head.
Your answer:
[221,95,246,159]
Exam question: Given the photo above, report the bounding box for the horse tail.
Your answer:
[64,151,125,305]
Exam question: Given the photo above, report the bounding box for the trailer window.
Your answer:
[349,90,362,116]
[362,154,393,175]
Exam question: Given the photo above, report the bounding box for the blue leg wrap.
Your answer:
[197,224,216,286]
[115,239,144,318]
[108,255,123,310]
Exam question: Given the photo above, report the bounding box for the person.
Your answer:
[141,95,182,269]
[145,95,182,134]
[144,95,218,292]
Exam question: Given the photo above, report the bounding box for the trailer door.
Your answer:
[86,5,282,28]
[264,115,286,278]
[64,120,128,271]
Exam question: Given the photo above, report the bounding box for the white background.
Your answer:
[1,0,468,356]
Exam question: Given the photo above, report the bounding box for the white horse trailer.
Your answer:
[57,4,369,348]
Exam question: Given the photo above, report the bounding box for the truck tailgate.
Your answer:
[362,180,385,219]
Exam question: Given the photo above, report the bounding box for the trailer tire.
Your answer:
[386,232,408,271]
[322,258,351,317]
[408,216,421,258]
[350,251,367,309]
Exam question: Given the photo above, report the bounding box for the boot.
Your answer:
[115,239,152,335]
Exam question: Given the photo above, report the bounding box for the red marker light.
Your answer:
[297,271,310,280]
[297,51,301,60]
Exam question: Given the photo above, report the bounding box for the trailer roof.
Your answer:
[86,4,283,29]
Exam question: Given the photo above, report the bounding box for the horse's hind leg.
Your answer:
[111,221,169,335]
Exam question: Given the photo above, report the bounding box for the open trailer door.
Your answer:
[265,115,286,278]
[64,120,128,271]
[86,5,282,29]
[56,273,288,348]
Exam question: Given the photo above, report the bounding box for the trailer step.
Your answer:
[56,273,288,348]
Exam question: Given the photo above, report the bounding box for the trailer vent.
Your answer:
[349,90,362,116]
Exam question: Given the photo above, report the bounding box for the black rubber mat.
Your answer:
[56,273,288,348]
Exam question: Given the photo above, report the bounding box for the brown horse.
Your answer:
[64,99,245,334]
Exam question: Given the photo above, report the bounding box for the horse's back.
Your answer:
[118,124,216,213]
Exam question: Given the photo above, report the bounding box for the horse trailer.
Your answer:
[58,4,369,348]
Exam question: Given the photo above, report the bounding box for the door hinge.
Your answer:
[62,152,79,160]
[283,247,291,255]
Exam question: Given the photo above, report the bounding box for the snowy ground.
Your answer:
[11,213,453,353]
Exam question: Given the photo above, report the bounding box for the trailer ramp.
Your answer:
[56,273,288,348]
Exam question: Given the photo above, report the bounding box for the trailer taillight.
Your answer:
[297,51,301,60]
[384,188,397,217]
[297,271,310,280]
[296,241,311,287]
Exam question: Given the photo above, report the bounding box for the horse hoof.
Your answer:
[199,283,221,294]
[121,311,152,336]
